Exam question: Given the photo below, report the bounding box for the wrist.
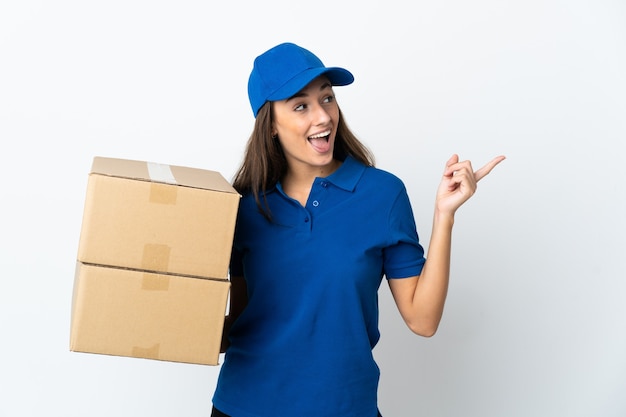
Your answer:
[433,208,455,227]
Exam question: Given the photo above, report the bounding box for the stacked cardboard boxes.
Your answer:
[70,157,240,365]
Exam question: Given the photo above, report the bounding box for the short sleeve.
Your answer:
[382,186,426,279]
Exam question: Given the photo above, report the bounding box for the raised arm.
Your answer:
[388,154,505,337]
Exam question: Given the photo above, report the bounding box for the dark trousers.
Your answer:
[212,405,383,416]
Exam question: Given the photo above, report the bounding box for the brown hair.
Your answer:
[232,101,375,220]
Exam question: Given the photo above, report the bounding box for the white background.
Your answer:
[1,1,625,416]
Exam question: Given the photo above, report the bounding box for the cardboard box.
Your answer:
[71,157,239,365]
[70,262,229,365]
[77,156,240,278]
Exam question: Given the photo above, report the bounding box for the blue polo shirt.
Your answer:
[213,156,425,417]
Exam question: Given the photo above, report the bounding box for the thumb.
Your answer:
[444,154,459,174]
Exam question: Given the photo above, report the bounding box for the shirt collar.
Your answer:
[324,156,366,192]
[271,155,366,196]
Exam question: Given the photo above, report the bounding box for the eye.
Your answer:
[323,94,335,104]
[294,103,307,111]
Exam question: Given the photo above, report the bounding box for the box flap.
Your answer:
[91,156,239,194]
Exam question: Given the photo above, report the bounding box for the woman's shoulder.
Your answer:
[237,188,276,208]
[362,164,407,191]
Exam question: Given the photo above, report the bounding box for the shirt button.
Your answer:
[321,181,328,188]
[304,217,309,223]
[312,200,319,207]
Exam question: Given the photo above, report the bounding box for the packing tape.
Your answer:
[147,162,177,204]
[142,243,171,272]
[147,162,177,184]
[132,343,160,360]
[141,272,170,291]
[149,182,177,204]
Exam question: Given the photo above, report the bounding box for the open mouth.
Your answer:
[308,130,332,153]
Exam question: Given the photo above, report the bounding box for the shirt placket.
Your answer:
[305,178,330,229]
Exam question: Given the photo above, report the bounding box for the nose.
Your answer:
[311,102,331,125]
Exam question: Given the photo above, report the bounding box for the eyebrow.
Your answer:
[287,82,332,101]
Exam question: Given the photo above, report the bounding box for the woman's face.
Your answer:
[272,76,339,176]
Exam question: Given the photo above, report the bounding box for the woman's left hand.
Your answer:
[435,154,506,215]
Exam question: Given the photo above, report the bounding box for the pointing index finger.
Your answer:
[474,155,506,182]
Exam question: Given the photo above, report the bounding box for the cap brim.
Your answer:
[266,67,354,102]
